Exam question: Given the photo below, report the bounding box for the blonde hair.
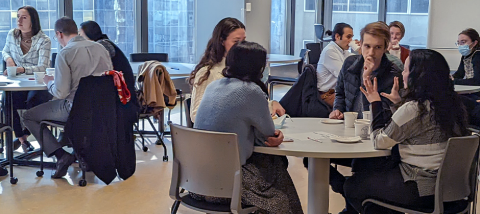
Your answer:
[360,22,390,49]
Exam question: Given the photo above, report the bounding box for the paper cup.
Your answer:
[349,40,360,52]
[355,122,370,139]
[46,68,55,76]
[34,72,45,84]
[344,112,358,128]
[7,66,16,78]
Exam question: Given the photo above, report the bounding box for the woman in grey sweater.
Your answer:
[345,49,470,213]
[194,41,303,213]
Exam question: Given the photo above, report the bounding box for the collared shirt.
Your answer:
[317,41,354,92]
[2,29,51,74]
[48,36,113,102]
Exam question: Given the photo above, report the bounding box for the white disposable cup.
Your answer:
[355,122,370,139]
[356,119,371,134]
[363,111,372,120]
[34,72,45,84]
[7,66,16,78]
[46,68,55,76]
[349,40,360,52]
[344,112,358,128]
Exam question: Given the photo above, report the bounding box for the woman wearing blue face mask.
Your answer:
[452,28,480,86]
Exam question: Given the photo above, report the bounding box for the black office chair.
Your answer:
[305,43,321,68]
[314,24,332,50]
[267,49,310,100]
[130,53,169,62]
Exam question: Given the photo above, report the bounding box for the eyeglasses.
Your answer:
[53,31,62,42]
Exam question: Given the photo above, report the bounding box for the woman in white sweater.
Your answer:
[189,17,285,123]
[344,49,470,213]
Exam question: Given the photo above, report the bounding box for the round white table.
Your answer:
[267,54,302,64]
[254,118,390,214]
[455,85,480,94]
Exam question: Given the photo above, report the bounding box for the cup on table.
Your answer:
[34,72,45,84]
[46,68,55,76]
[344,112,358,128]
[356,119,371,134]
[363,111,372,120]
[349,40,360,52]
[6,66,16,78]
[355,122,370,139]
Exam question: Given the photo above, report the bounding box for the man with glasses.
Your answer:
[21,17,112,179]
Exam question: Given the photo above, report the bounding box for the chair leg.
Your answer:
[147,117,168,161]
[269,82,274,100]
[134,123,148,152]
[36,123,46,177]
[171,188,185,214]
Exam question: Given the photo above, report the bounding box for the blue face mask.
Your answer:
[458,45,472,56]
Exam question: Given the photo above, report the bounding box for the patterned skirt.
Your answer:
[190,153,304,214]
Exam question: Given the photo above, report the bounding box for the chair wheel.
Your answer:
[142,146,148,152]
[163,156,168,162]
[36,171,44,177]
[79,180,87,187]
[155,139,163,145]
[10,177,18,184]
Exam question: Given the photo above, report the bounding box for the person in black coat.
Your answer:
[79,21,138,109]
[328,22,403,214]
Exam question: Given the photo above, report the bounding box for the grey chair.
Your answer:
[362,135,480,214]
[169,124,258,214]
[267,49,310,100]
[305,43,321,68]
[314,24,332,50]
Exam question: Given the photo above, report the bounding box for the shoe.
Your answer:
[51,152,75,179]
[13,139,21,150]
[21,141,34,153]
[0,167,7,176]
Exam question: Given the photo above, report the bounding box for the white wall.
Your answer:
[194,0,244,62]
[427,0,480,70]
[244,0,272,53]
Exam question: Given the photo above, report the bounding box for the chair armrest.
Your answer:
[362,199,428,214]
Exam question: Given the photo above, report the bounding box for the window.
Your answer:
[386,0,430,47]
[148,0,195,63]
[271,0,287,54]
[387,0,408,13]
[349,0,377,12]
[332,0,378,41]
[333,0,348,11]
[305,0,316,11]
[73,0,135,57]
[411,0,429,13]
[0,0,58,55]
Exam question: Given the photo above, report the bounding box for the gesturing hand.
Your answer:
[380,77,401,104]
[360,77,381,103]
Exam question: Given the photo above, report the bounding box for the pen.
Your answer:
[307,137,322,143]
[170,67,180,70]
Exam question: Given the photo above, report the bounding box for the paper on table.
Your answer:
[285,131,340,141]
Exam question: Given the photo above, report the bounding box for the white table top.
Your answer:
[129,61,195,77]
[455,85,480,94]
[267,54,302,64]
[0,75,47,91]
[254,118,390,159]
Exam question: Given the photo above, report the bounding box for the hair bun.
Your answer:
[325,30,333,36]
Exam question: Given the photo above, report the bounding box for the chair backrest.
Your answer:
[2,60,5,72]
[184,97,193,128]
[314,24,325,41]
[130,53,168,62]
[170,124,241,199]
[51,52,57,68]
[297,49,310,74]
[305,43,321,65]
[435,135,479,211]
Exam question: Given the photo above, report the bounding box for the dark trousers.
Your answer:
[2,90,52,138]
[344,158,434,214]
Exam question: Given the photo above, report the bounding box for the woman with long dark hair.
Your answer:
[344,49,469,213]
[189,17,285,123]
[2,6,53,153]
[194,41,303,213]
[452,28,480,86]
[79,21,137,109]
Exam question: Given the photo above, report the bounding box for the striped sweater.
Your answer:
[371,100,448,196]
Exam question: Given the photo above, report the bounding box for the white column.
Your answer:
[307,157,330,214]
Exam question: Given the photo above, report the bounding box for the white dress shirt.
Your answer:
[317,41,354,92]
